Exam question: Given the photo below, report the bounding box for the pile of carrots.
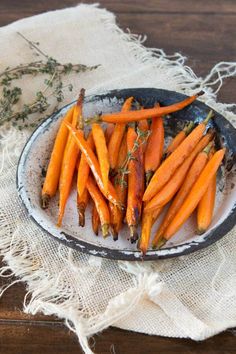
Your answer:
[41,88,225,255]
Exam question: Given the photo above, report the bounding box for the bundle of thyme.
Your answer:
[0,32,99,129]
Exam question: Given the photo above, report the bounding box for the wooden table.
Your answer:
[0,1,235,353]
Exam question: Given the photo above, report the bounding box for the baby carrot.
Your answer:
[64,122,121,207]
[164,148,225,240]
[164,121,194,159]
[105,123,115,144]
[144,114,164,186]
[126,126,144,242]
[138,207,163,255]
[108,97,133,171]
[77,188,89,227]
[92,201,100,236]
[144,140,214,212]
[197,148,216,234]
[41,105,74,209]
[139,212,153,255]
[77,132,95,197]
[99,91,204,123]
[57,89,85,226]
[110,135,128,238]
[143,110,213,202]
[87,176,110,238]
[91,200,101,236]
[92,123,110,194]
[152,142,213,248]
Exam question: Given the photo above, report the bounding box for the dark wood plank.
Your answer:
[0,1,235,103]
[0,0,235,18]
[0,322,236,354]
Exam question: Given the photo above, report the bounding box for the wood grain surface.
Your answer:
[0,1,235,353]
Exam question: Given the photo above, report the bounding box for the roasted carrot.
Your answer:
[152,142,213,248]
[87,176,110,237]
[57,89,85,226]
[105,123,115,144]
[197,148,216,234]
[77,188,89,227]
[144,114,164,186]
[92,123,110,194]
[144,139,214,212]
[126,126,144,242]
[108,97,133,171]
[138,207,163,255]
[92,201,100,236]
[143,110,213,202]
[41,105,74,209]
[139,212,153,255]
[65,122,121,207]
[164,121,194,159]
[77,132,95,197]
[99,91,204,123]
[110,134,128,238]
[163,148,225,240]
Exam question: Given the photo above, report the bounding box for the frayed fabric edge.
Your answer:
[0,4,236,354]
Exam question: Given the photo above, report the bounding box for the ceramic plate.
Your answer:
[17,88,236,260]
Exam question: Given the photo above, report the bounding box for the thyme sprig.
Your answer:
[115,127,151,188]
[0,32,99,128]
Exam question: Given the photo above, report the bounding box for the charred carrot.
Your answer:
[152,142,213,247]
[143,110,214,202]
[77,132,95,197]
[87,176,110,237]
[164,121,194,159]
[144,139,214,212]
[105,123,115,144]
[108,97,133,171]
[57,89,85,226]
[197,149,216,234]
[163,148,225,240]
[77,188,89,227]
[126,126,144,242]
[110,135,128,238]
[65,122,121,207]
[92,123,110,194]
[92,201,100,236]
[144,114,164,186]
[99,91,204,123]
[41,105,74,209]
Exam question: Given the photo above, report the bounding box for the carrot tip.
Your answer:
[156,238,167,249]
[101,224,110,238]
[197,228,206,235]
[110,226,118,241]
[129,225,139,244]
[145,170,154,187]
[197,90,205,97]
[41,194,50,209]
[78,210,85,227]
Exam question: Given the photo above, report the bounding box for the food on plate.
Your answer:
[41,89,225,255]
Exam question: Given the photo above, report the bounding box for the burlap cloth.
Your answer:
[0,4,236,354]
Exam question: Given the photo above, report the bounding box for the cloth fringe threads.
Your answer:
[0,4,236,354]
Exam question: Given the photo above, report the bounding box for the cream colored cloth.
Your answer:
[0,4,236,354]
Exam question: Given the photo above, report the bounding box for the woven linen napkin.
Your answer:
[0,4,236,354]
